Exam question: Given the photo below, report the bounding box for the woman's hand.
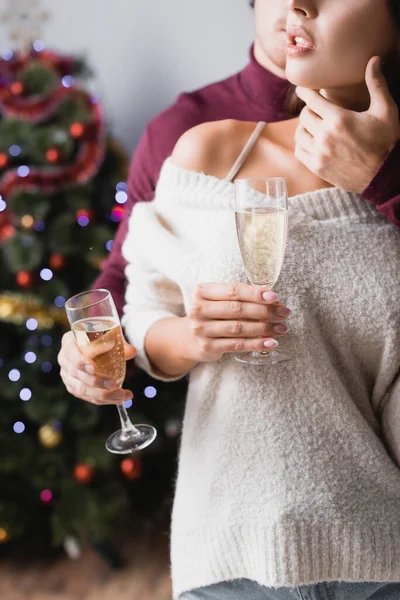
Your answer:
[58,331,136,405]
[187,282,291,362]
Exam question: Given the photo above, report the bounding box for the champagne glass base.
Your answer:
[234,349,294,365]
[105,424,157,455]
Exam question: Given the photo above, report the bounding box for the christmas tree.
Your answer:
[0,7,186,558]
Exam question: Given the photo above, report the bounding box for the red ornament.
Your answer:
[120,457,143,480]
[46,148,61,164]
[16,271,33,288]
[70,122,85,139]
[74,464,95,485]
[0,224,15,241]
[0,153,8,169]
[10,81,23,96]
[49,254,65,270]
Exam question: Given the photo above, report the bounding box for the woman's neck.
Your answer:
[320,82,370,112]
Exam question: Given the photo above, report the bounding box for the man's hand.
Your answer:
[294,56,400,194]
[58,331,136,405]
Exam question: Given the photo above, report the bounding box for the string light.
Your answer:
[110,206,124,222]
[9,145,21,157]
[54,296,65,308]
[115,191,128,204]
[17,165,30,178]
[116,182,128,192]
[144,386,157,399]
[62,75,74,88]
[41,335,53,347]
[26,318,38,331]
[13,421,25,434]
[8,369,20,382]
[40,489,52,503]
[2,49,13,61]
[0,198,6,212]
[33,40,45,52]
[105,240,113,252]
[24,351,37,364]
[21,215,34,228]
[40,268,53,281]
[34,220,45,232]
[77,214,89,227]
[20,388,32,401]
[123,399,133,409]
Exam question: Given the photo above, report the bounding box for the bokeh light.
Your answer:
[24,351,37,364]
[115,191,128,204]
[54,296,65,308]
[17,166,30,178]
[9,145,21,157]
[40,268,53,281]
[26,318,38,331]
[13,421,25,434]
[40,489,53,503]
[62,75,74,88]
[8,369,21,382]
[20,388,32,401]
[144,386,157,399]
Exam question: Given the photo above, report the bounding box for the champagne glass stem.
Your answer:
[117,404,141,439]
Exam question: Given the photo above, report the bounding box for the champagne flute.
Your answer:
[234,177,293,365]
[65,289,157,454]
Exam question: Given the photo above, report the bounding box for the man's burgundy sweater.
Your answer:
[95,48,400,317]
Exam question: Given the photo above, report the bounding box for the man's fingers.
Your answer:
[196,282,278,304]
[299,106,322,137]
[294,144,313,170]
[295,125,314,153]
[295,86,340,119]
[365,55,397,119]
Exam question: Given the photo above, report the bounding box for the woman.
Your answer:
[122,1,400,599]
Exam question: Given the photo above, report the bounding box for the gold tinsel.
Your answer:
[0,293,68,329]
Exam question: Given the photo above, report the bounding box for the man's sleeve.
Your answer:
[361,141,400,229]
[93,129,156,318]
[93,92,204,318]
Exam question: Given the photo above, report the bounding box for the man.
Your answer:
[58,0,400,404]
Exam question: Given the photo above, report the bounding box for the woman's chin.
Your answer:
[285,63,323,89]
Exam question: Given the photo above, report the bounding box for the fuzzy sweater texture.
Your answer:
[122,159,400,599]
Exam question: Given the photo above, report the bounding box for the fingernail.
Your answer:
[104,380,117,390]
[264,339,279,348]
[110,391,125,400]
[276,307,291,317]
[273,324,288,335]
[262,291,278,303]
[84,365,95,375]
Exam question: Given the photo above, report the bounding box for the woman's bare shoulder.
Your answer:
[170,119,256,179]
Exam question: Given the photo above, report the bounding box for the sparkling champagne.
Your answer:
[235,207,288,287]
[72,317,126,386]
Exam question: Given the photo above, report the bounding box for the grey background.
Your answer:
[0,0,254,155]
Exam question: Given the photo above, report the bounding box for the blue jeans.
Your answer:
[179,579,400,600]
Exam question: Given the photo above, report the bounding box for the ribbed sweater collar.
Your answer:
[155,158,378,223]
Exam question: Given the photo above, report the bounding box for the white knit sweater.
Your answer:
[122,159,400,599]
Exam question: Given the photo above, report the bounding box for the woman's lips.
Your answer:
[286,27,316,57]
